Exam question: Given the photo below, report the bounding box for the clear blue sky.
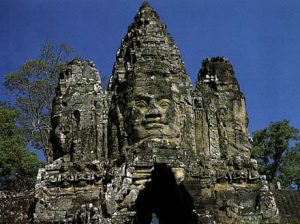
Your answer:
[1,0,300,134]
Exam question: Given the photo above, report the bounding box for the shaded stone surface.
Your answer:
[33,60,108,223]
[8,2,298,224]
[50,59,109,162]
[0,190,35,224]
[194,57,251,159]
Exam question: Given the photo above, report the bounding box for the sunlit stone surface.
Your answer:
[32,2,281,224]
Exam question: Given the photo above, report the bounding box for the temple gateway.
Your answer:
[25,2,299,224]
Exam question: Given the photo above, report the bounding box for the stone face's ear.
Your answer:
[115,81,128,95]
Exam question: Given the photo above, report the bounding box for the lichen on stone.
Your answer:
[32,3,280,224]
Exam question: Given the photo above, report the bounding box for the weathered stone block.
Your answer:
[31,2,284,224]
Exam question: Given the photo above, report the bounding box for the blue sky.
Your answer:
[1,0,300,134]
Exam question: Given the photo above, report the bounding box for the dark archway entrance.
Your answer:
[134,164,199,224]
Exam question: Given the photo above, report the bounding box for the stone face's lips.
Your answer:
[142,118,167,128]
[143,118,163,123]
[144,123,165,129]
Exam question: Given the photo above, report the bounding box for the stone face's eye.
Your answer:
[158,99,170,108]
[136,100,148,108]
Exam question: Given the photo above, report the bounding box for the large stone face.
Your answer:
[34,60,108,223]
[108,1,194,157]
[194,57,251,160]
[50,59,109,162]
[32,2,281,224]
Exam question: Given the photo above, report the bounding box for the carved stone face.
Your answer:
[124,87,181,145]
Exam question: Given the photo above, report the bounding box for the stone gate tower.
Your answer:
[33,2,279,224]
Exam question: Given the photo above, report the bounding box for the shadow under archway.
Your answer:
[133,163,199,224]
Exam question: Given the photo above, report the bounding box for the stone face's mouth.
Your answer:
[142,118,166,128]
[144,123,165,129]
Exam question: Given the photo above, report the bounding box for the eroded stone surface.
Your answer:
[32,2,281,224]
[0,190,34,224]
[34,60,108,223]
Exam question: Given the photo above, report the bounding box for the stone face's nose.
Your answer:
[145,100,161,119]
[146,108,160,118]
